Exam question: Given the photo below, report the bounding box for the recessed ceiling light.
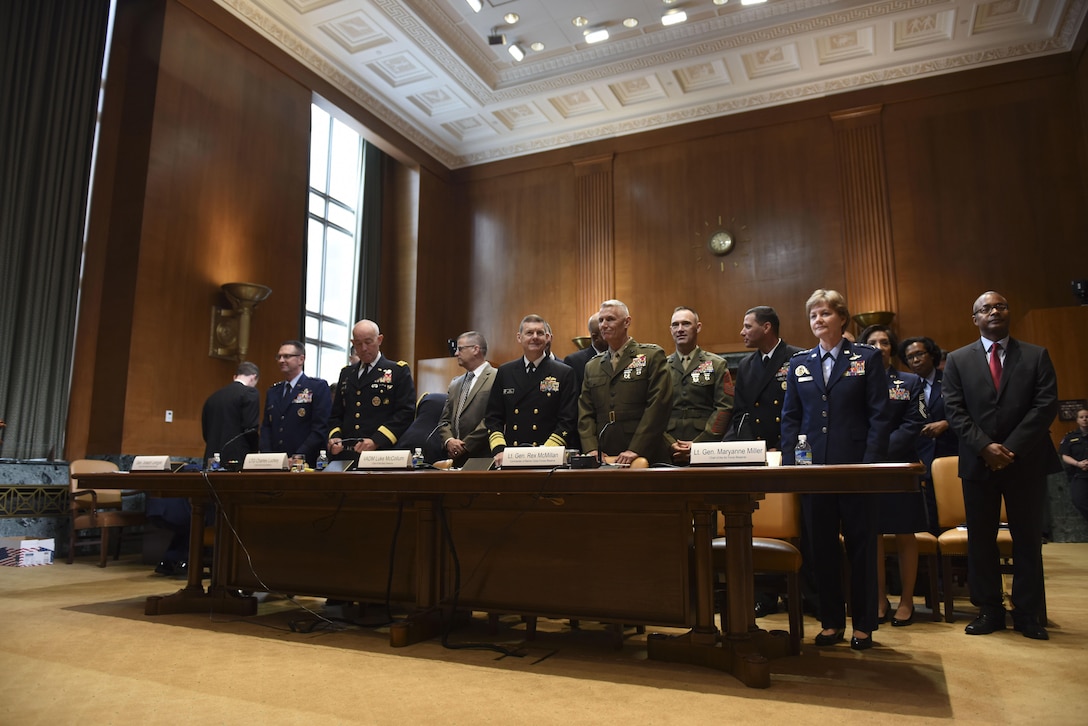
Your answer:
[713,0,728,4]
[504,13,519,24]
[530,42,545,52]
[741,0,767,4]
[465,0,482,13]
[572,16,589,28]
[508,44,525,62]
[661,9,687,25]
[622,17,639,28]
[584,28,610,44]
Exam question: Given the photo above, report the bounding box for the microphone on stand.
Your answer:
[214,427,258,469]
[597,420,614,467]
[728,412,750,442]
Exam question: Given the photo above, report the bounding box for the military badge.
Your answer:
[372,396,381,406]
[297,408,306,417]
[379,369,393,384]
[293,388,313,404]
[693,360,714,381]
[847,359,866,377]
[627,354,647,375]
[889,382,911,400]
[795,365,811,377]
[540,376,560,393]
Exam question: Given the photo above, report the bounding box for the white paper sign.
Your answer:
[356,450,412,469]
[501,446,566,468]
[243,452,290,470]
[690,440,767,466]
[131,455,172,471]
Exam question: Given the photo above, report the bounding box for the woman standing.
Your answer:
[782,289,891,650]
[860,324,927,627]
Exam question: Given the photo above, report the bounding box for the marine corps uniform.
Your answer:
[578,338,672,463]
[328,354,416,454]
[485,356,577,452]
[664,346,734,446]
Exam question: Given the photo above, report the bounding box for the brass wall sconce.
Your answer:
[209,282,272,361]
[853,311,896,330]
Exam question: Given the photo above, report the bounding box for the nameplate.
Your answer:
[131,455,171,471]
[356,450,412,469]
[690,440,767,466]
[502,446,565,468]
[243,453,289,471]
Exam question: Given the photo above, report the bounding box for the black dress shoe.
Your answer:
[754,598,778,619]
[965,610,1007,635]
[814,629,845,646]
[850,635,875,651]
[154,559,178,576]
[892,606,915,627]
[1013,614,1050,641]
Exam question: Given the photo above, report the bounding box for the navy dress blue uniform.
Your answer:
[781,340,891,635]
[942,337,1059,625]
[259,373,332,467]
[731,340,803,449]
[329,354,416,454]
[485,356,577,452]
[563,345,601,395]
[877,368,928,534]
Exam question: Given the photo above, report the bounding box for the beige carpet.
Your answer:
[2,544,1087,725]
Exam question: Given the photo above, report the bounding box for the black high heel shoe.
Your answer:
[877,598,891,624]
[892,605,915,627]
[814,629,845,646]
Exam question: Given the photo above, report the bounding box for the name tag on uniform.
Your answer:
[690,441,767,466]
[502,446,565,468]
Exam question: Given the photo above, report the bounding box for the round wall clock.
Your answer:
[708,229,734,256]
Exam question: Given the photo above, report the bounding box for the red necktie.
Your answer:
[989,343,1002,389]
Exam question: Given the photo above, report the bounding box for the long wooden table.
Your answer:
[81,464,922,688]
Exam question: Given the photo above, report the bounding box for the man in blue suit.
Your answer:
[942,291,1059,640]
[259,340,332,467]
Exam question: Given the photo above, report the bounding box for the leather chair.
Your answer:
[68,459,146,567]
[713,492,804,655]
[931,455,1047,625]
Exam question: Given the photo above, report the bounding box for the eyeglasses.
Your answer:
[275,353,301,360]
[904,351,930,361]
[972,303,1009,316]
[455,345,477,352]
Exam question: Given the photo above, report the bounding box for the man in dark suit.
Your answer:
[663,306,734,463]
[942,291,1059,640]
[328,319,416,460]
[259,340,332,467]
[485,314,578,466]
[578,300,672,465]
[901,336,959,534]
[201,361,261,465]
[437,330,496,466]
[563,313,607,393]
[732,305,803,449]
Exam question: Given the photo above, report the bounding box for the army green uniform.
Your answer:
[578,338,672,462]
[664,346,735,446]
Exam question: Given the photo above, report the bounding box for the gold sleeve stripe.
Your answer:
[379,425,396,443]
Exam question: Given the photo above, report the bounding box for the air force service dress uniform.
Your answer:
[578,339,673,463]
[329,354,416,455]
[664,346,735,445]
[781,340,891,636]
[259,373,332,467]
[485,357,577,452]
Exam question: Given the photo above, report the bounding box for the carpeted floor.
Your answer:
[2,544,1087,725]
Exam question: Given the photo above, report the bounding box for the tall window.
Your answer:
[306,103,364,383]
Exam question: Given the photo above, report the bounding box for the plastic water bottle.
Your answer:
[210,453,222,471]
[794,435,813,466]
[316,450,328,471]
[412,448,424,468]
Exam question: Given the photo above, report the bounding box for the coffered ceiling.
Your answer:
[214,0,1087,168]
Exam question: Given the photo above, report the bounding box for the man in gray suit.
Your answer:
[436,331,495,466]
[942,291,1059,640]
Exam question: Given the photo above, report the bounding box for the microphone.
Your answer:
[214,427,258,467]
[597,420,614,466]
[730,412,750,442]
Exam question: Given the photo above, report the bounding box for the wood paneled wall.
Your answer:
[65,0,1088,460]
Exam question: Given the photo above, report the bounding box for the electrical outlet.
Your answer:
[165,410,173,423]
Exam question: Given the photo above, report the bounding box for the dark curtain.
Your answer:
[355,140,385,323]
[0,1,111,458]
